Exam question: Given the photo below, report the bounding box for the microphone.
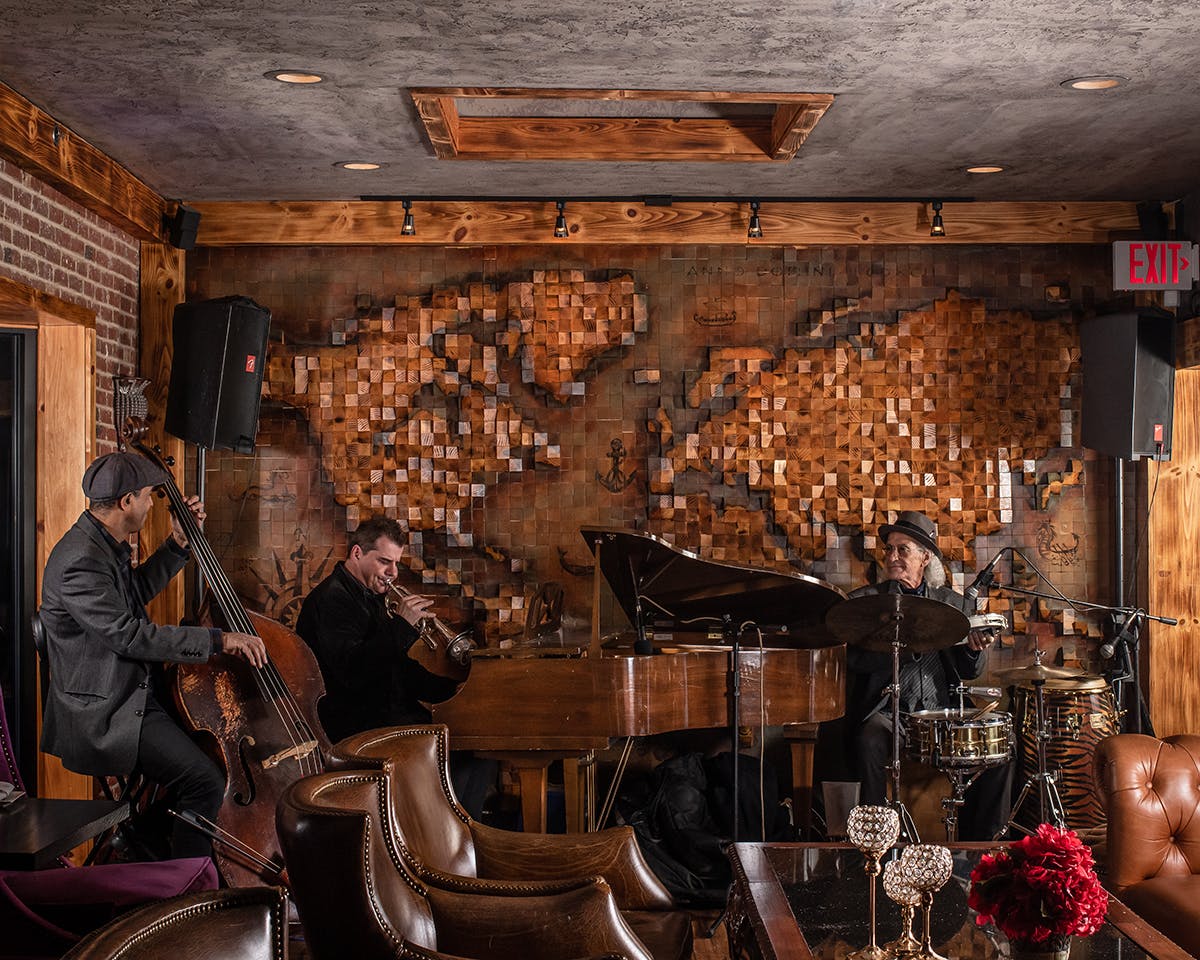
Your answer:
[1101,613,1138,660]
[964,548,1007,604]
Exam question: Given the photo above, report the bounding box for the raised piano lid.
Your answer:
[579,526,846,641]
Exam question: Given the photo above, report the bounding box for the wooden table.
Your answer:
[726,842,1191,960]
[0,797,128,869]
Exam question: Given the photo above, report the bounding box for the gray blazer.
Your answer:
[39,512,215,776]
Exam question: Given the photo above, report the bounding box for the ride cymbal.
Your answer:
[997,661,1089,683]
[824,592,970,654]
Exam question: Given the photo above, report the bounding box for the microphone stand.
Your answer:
[991,575,1174,738]
[723,613,741,844]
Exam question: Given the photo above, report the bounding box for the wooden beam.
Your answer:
[410,87,834,162]
[412,93,461,159]
[412,86,831,103]
[139,243,187,629]
[1147,368,1200,737]
[193,200,1140,246]
[770,102,828,160]
[0,273,95,328]
[450,117,774,161]
[0,80,168,243]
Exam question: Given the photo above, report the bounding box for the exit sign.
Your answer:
[1113,240,1199,290]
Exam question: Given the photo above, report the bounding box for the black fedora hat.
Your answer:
[878,510,942,559]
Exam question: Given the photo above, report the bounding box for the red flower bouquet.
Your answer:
[968,824,1108,951]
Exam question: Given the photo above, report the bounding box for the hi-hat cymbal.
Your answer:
[997,661,1089,683]
[824,592,970,654]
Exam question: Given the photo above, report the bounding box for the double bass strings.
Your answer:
[149,458,324,778]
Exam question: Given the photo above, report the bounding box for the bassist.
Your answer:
[39,451,267,858]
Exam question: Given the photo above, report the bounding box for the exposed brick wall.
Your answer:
[0,156,139,452]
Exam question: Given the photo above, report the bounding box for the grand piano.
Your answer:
[432,526,847,834]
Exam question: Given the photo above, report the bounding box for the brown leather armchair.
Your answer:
[59,887,289,960]
[277,769,660,960]
[326,725,692,960]
[1094,733,1200,957]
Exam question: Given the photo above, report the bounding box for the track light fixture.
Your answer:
[747,201,764,239]
[401,199,416,236]
[553,200,569,238]
[930,200,946,238]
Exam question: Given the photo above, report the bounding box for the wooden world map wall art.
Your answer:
[266,272,1081,643]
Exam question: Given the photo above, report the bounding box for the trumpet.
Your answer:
[383,581,474,665]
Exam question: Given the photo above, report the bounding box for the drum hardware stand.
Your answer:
[940,765,987,843]
[1001,661,1067,837]
[1102,609,1157,736]
[888,633,921,843]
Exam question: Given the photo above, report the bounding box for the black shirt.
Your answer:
[295,562,460,742]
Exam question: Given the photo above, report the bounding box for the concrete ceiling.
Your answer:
[3,1,1198,204]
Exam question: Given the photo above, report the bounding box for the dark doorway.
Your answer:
[1,329,37,787]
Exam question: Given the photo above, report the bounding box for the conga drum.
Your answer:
[1013,676,1118,830]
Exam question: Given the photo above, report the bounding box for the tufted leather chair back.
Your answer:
[328,725,477,878]
[277,770,438,960]
[60,887,288,960]
[1094,733,1200,891]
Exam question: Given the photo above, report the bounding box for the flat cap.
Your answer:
[82,452,169,501]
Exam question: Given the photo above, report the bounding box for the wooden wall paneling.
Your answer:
[139,243,186,628]
[1146,367,1200,737]
[0,80,168,243]
[0,275,97,799]
[192,200,1140,247]
[34,317,96,799]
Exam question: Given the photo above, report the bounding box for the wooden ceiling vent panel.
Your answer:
[410,88,834,162]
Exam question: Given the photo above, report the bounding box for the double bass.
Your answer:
[127,418,330,887]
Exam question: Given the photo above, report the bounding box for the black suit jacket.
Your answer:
[39,513,215,776]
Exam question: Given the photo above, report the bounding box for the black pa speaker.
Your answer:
[1080,311,1176,460]
[165,205,201,250]
[165,296,270,453]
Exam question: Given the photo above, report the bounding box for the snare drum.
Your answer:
[1014,676,1118,830]
[906,709,1013,769]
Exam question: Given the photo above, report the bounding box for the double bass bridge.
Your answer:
[261,739,319,770]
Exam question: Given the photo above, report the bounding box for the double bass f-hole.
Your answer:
[122,415,331,887]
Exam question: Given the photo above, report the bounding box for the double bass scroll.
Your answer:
[123,416,331,888]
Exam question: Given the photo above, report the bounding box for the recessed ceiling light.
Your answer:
[965,165,1005,174]
[1061,76,1126,90]
[265,69,325,84]
[334,161,382,171]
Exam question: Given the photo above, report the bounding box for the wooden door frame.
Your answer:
[0,274,96,799]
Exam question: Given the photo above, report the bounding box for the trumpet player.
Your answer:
[296,517,462,741]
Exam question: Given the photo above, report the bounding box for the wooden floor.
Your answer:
[693,916,731,960]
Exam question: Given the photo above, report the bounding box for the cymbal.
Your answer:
[997,661,1090,683]
[824,592,970,654]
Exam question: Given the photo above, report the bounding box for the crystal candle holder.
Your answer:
[846,805,901,960]
[898,844,954,960]
[882,858,922,959]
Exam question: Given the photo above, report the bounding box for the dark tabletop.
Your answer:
[0,797,128,869]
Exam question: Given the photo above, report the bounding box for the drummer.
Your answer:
[847,510,1013,840]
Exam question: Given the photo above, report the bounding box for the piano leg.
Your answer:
[482,751,585,833]
[784,723,819,839]
[509,760,549,833]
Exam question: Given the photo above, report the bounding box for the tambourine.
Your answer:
[968,613,1009,634]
